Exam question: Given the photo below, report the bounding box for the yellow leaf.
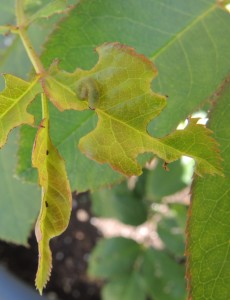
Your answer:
[0,74,41,148]
[32,118,72,294]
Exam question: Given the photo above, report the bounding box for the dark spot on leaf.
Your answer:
[46,150,49,155]
[45,201,49,208]
[163,161,170,171]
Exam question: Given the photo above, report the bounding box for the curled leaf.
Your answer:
[32,118,72,294]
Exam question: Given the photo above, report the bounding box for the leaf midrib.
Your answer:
[151,3,217,61]
[0,76,40,120]
[98,108,221,174]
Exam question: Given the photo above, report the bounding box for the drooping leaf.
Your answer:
[32,118,72,294]
[0,129,40,245]
[24,0,70,23]
[44,43,222,177]
[17,101,123,192]
[186,80,230,299]
[18,0,230,191]
[0,74,41,148]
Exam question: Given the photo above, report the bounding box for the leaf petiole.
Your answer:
[41,93,49,120]
[15,0,48,121]
[15,0,45,74]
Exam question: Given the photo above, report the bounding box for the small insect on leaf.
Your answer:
[76,77,100,110]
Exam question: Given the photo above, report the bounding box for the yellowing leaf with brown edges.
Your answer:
[0,74,41,148]
[32,117,72,294]
[43,43,222,177]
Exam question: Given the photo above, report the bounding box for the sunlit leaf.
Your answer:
[43,43,222,177]
[42,61,88,111]
[32,118,72,294]
[0,74,41,148]
[18,0,230,192]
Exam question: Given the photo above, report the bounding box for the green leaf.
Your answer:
[0,129,40,245]
[102,274,146,300]
[41,0,230,138]
[88,237,142,279]
[158,213,185,257]
[24,0,69,23]
[17,101,123,192]
[45,43,221,177]
[32,118,72,294]
[141,248,186,300]
[91,181,148,226]
[0,74,41,148]
[150,4,230,137]
[186,80,230,299]
[0,0,15,25]
[18,0,229,191]
[89,237,186,300]
[42,61,88,111]
[145,159,188,201]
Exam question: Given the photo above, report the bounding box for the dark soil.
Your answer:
[0,192,102,300]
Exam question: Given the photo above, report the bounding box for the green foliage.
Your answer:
[88,237,186,300]
[0,129,40,244]
[18,0,230,190]
[158,205,186,257]
[24,0,69,23]
[91,159,190,226]
[187,80,230,300]
[0,75,41,148]
[92,181,148,226]
[0,0,230,298]
[145,159,189,201]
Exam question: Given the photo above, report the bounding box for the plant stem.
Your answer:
[18,28,45,74]
[0,25,18,34]
[15,0,48,120]
[16,0,26,25]
[15,0,45,74]
[41,93,49,120]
